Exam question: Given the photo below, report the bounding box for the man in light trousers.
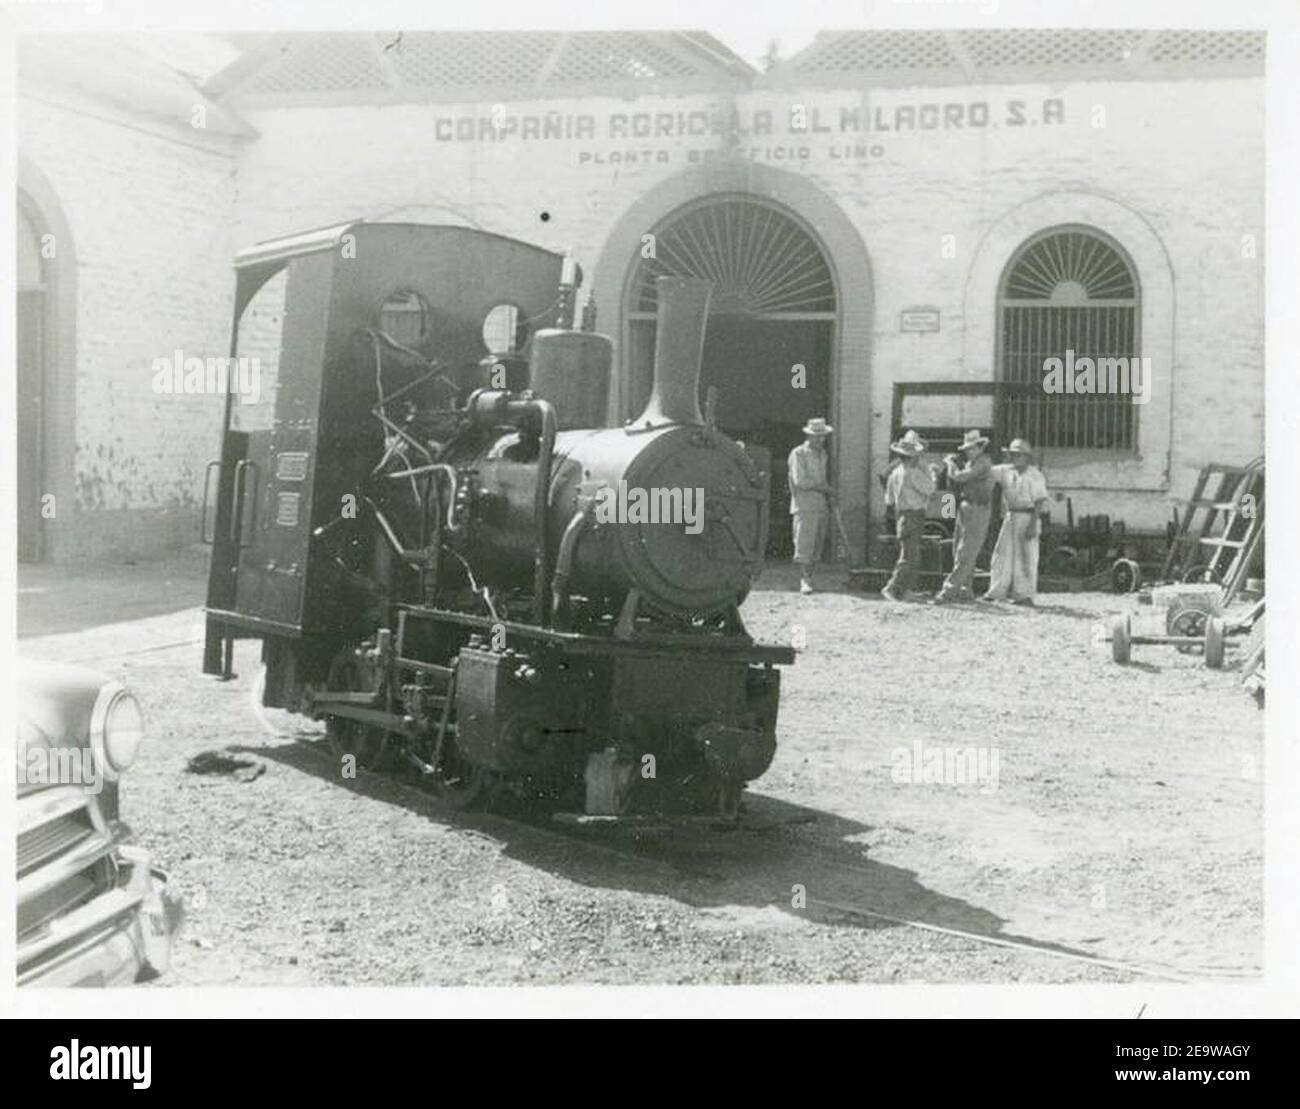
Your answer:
[788,417,834,595]
[934,429,994,604]
[882,430,938,601]
[983,438,1049,606]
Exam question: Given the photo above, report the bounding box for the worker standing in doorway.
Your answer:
[983,438,1050,606]
[788,417,834,595]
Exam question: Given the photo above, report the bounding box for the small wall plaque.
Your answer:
[900,308,941,333]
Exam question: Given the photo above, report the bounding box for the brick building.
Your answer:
[15,29,1265,563]
[17,34,247,561]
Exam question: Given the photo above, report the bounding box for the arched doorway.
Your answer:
[623,194,837,556]
[17,195,48,562]
[17,157,77,564]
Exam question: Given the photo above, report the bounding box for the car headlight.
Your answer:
[90,684,145,777]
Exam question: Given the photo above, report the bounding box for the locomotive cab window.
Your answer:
[379,289,433,349]
[482,303,528,354]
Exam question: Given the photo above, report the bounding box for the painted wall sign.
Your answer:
[432,96,1068,147]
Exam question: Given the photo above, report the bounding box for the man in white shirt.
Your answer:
[787,417,834,594]
[982,438,1050,605]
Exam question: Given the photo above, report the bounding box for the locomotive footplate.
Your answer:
[396,604,795,665]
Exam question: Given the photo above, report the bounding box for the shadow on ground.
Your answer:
[235,734,1129,977]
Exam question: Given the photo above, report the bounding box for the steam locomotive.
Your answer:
[202,222,792,816]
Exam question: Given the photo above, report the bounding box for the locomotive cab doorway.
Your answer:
[625,195,837,557]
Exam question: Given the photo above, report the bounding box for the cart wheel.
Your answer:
[1168,607,1208,654]
[1111,558,1142,594]
[1110,614,1132,664]
[1204,616,1226,669]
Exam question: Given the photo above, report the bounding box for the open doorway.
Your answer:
[624,194,838,557]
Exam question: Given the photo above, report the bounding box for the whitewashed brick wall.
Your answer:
[18,91,239,560]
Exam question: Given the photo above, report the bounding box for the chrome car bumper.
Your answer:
[19,847,170,988]
[18,786,173,987]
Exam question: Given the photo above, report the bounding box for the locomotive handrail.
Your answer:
[550,504,596,627]
[231,460,259,548]
[200,460,222,545]
[531,399,557,625]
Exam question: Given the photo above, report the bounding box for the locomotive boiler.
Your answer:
[202,221,792,816]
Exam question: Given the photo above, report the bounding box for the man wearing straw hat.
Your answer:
[788,417,835,595]
[983,438,1050,605]
[933,429,995,604]
[881,429,938,601]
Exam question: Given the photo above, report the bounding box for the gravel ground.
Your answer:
[21,556,1263,986]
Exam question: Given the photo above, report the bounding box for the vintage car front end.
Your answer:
[17,662,172,987]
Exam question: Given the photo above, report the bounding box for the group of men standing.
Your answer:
[787,418,1049,605]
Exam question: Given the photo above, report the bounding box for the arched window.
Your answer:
[997,225,1139,450]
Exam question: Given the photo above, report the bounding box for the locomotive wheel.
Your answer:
[1204,616,1227,670]
[1109,614,1131,664]
[323,649,390,771]
[431,739,501,811]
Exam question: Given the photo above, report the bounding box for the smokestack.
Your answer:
[635,276,712,428]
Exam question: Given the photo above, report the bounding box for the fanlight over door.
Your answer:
[630,196,837,317]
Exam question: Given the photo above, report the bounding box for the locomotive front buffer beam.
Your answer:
[306,610,787,820]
